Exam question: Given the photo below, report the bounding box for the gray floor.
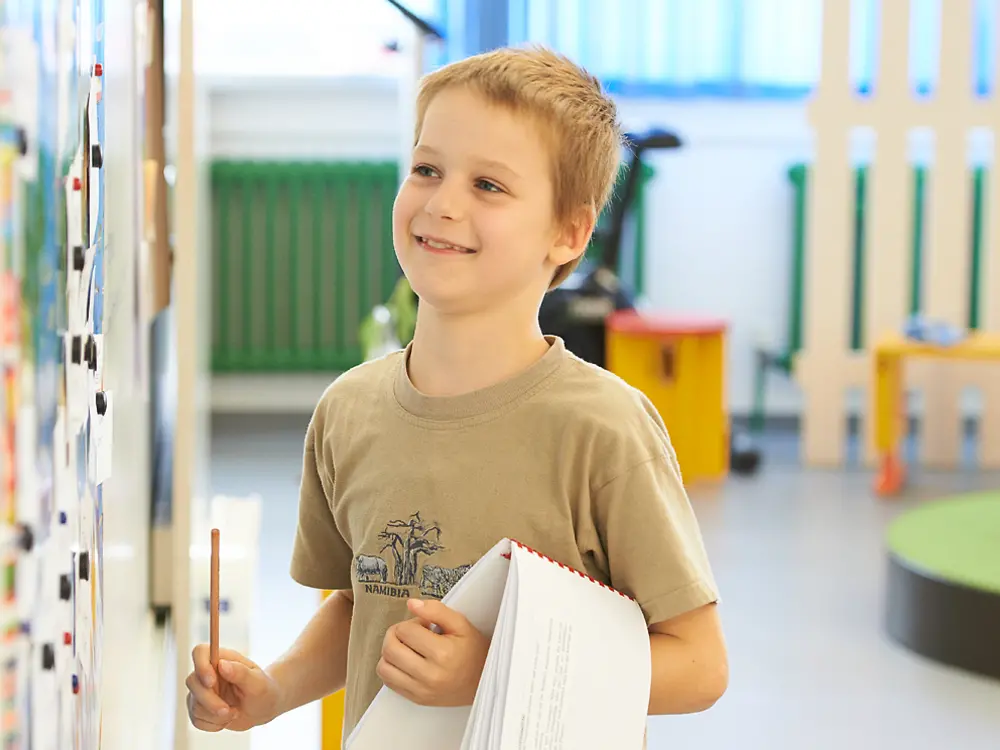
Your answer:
[211,414,1000,750]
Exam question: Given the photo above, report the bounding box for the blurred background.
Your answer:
[2,1,1000,749]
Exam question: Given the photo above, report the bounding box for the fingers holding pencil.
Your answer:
[186,528,284,733]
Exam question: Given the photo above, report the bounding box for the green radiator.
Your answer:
[211,161,401,372]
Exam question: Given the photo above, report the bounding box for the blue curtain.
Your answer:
[481,0,998,99]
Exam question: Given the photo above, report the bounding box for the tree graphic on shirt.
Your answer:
[378,512,444,586]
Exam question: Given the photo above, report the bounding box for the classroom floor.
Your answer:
[210,414,1000,750]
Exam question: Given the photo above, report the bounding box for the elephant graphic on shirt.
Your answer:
[419,564,472,599]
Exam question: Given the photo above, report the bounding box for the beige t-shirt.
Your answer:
[290,336,720,744]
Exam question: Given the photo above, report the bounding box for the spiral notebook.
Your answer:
[345,537,651,750]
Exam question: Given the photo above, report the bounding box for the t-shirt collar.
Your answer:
[393,335,568,422]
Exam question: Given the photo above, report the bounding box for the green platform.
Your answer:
[887,492,1000,595]
[885,491,1000,680]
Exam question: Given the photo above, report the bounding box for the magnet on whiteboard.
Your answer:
[16,523,33,551]
[42,644,55,670]
[70,335,83,364]
[84,335,97,371]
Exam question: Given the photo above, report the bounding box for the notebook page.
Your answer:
[461,563,519,750]
[345,539,513,750]
[487,558,520,747]
[497,542,651,750]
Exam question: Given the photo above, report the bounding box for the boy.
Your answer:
[185,45,728,745]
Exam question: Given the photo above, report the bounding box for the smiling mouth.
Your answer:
[415,235,476,254]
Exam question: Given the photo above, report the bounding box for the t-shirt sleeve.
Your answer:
[289,406,355,591]
[594,444,720,627]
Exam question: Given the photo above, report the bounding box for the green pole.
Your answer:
[289,166,301,360]
[969,167,984,330]
[312,166,324,365]
[850,166,867,351]
[216,163,232,369]
[788,164,807,356]
[265,170,277,357]
[911,166,925,316]
[241,165,254,365]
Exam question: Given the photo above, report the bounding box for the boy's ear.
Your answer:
[549,205,598,267]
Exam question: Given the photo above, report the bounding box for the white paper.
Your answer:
[91,333,104,381]
[65,335,90,434]
[64,161,84,267]
[347,539,651,750]
[346,539,512,750]
[52,405,77,541]
[495,544,650,750]
[2,29,40,180]
[14,404,38,525]
[59,667,75,750]
[79,481,93,556]
[76,572,92,673]
[88,80,101,245]
[55,419,80,546]
[30,536,64,750]
[90,182,101,246]
[30,659,59,750]
[89,391,113,485]
[79,244,97,332]
[56,1,76,158]
[89,69,102,134]
[12,535,39,626]
[463,571,519,748]
[66,271,84,333]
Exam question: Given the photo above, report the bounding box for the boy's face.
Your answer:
[393,86,587,317]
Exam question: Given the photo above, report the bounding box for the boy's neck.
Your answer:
[406,306,552,397]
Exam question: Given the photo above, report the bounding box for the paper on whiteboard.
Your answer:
[1,28,40,180]
[88,391,112,485]
[64,335,90,434]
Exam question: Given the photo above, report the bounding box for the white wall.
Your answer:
[206,77,811,417]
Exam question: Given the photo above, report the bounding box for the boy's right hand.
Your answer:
[186,645,283,733]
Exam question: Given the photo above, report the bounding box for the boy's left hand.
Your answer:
[377,598,490,707]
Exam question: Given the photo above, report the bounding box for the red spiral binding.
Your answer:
[506,539,636,602]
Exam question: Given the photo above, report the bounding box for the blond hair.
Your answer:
[414,45,623,288]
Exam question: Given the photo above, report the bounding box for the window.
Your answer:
[188,0,443,78]
[178,0,997,97]
[501,0,997,99]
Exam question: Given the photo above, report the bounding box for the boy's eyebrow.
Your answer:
[415,145,521,180]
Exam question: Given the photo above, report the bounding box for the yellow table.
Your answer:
[872,331,1000,496]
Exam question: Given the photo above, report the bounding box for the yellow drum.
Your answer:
[606,311,729,483]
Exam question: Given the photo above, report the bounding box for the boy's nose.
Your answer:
[423,182,465,221]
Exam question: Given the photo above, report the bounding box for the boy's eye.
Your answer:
[475,179,502,193]
[413,164,438,178]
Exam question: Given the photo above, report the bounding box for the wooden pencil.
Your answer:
[210,528,220,669]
